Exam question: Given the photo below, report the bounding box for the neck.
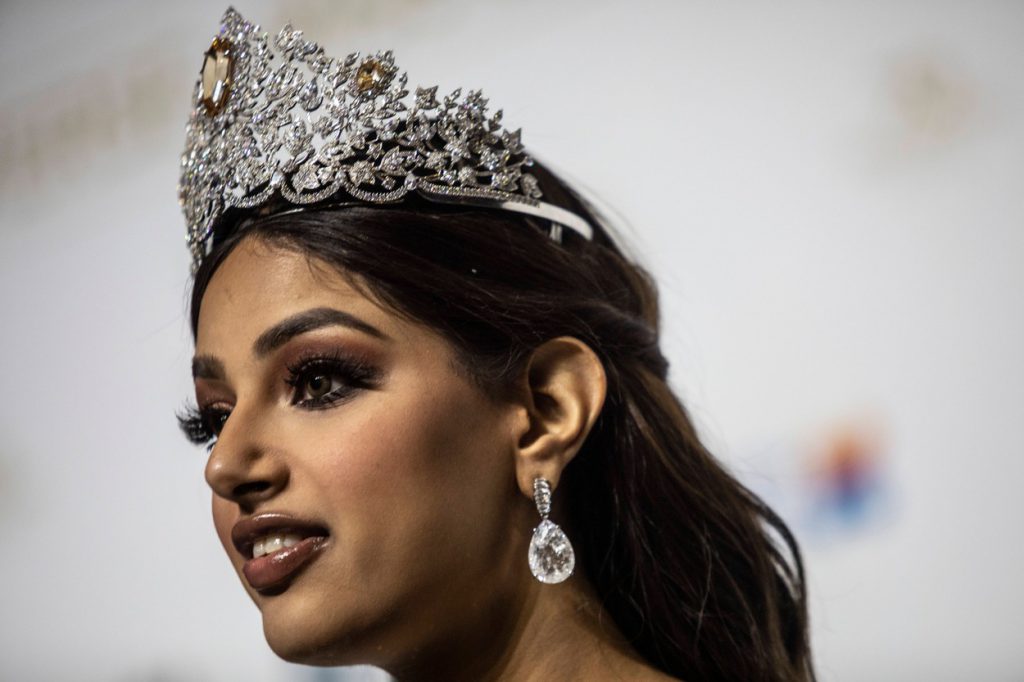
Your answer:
[390,569,669,682]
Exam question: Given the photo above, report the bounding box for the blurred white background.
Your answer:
[1,1,1021,680]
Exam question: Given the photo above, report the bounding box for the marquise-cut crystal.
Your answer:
[528,519,575,584]
[298,78,322,111]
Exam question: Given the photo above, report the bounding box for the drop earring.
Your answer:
[528,476,575,584]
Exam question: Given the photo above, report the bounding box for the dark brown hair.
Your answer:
[187,164,814,681]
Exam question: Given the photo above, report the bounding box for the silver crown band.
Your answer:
[179,7,594,274]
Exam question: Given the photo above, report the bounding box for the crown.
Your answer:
[179,7,594,273]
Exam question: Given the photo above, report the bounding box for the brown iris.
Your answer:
[305,374,333,400]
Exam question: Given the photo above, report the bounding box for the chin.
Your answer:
[266,632,342,667]
[263,616,351,667]
[259,590,376,667]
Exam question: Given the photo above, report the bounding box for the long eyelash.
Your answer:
[175,351,378,452]
[284,350,380,409]
[175,401,221,452]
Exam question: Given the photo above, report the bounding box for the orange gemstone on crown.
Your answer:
[200,36,234,115]
[356,58,384,94]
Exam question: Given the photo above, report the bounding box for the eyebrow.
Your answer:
[191,307,389,380]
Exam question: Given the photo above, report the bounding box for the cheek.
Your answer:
[211,495,236,557]
[305,381,511,576]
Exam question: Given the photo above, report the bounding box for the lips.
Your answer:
[231,512,330,592]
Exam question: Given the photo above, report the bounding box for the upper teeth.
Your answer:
[252,533,304,558]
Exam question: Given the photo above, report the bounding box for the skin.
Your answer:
[193,235,675,681]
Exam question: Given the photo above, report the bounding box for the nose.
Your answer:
[204,404,289,510]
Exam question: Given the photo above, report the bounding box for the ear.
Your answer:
[510,336,607,499]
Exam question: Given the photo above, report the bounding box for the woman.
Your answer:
[178,9,814,681]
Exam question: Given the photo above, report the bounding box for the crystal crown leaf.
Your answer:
[179,7,593,273]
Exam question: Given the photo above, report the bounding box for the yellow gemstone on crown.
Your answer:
[200,36,234,115]
[356,58,384,93]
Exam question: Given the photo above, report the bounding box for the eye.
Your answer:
[284,351,380,410]
[206,407,231,435]
[301,371,340,401]
[176,402,231,451]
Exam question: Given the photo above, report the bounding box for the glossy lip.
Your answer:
[243,535,330,593]
[231,512,332,593]
[231,512,331,560]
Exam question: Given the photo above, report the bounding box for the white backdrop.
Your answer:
[1,1,1022,680]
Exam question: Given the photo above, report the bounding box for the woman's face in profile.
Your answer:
[192,236,531,666]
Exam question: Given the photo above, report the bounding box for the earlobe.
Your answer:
[511,336,607,498]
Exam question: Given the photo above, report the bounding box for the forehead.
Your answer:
[195,237,397,355]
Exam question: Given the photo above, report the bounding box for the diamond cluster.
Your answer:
[179,7,548,273]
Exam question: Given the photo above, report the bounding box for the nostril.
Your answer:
[233,480,272,499]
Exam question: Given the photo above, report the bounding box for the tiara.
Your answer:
[178,7,594,273]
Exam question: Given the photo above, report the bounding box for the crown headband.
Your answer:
[178,7,594,273]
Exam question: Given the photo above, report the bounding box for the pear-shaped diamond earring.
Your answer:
[528,477,575,584]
